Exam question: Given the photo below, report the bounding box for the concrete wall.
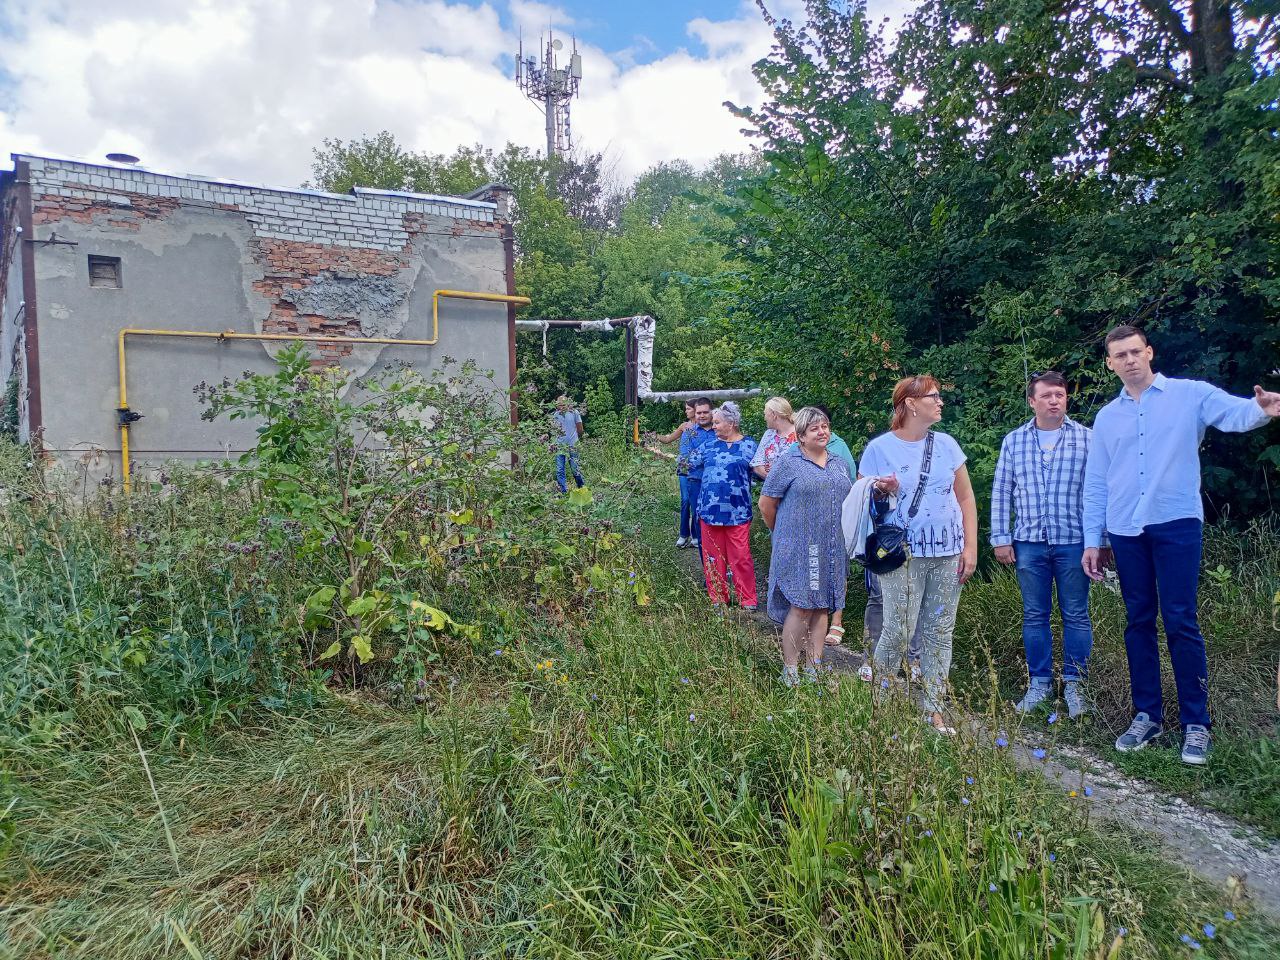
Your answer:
[15,155,511,479]
[0,185,28,441]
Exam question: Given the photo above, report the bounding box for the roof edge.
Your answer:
[11,151,494,210]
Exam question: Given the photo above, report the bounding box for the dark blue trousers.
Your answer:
[1109,518,1210,729]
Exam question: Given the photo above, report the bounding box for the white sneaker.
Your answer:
[1015,679,1053,714]
[675,536,688,548]
[858,663,874,682]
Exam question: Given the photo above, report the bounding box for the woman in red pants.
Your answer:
[688,401,759,610]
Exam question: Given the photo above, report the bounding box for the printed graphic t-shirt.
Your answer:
[858,430,967,557]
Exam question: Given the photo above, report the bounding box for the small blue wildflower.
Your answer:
[1048,852,1056,863]
[891,734,899,741]
[961,797,971,806]
[688,713,696,722]
[880,678,890,689]
[1181,934,1191,943]
[923,830,933,837]
[995,736,1008,748]
[1224,911,1236,922]
[493,648,504,656]
[966,776,975,785]
[988,883,997,892]
[1202,924,1215,939]
[1033,748,1047,760]
[1047,712,1058,724]
[1119,928,1128,937]
[765,714,773,722]
[590,693,598,701]
[1083,786,1093,797]
[679,677,690,685]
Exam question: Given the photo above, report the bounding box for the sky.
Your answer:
[0,0,915,190]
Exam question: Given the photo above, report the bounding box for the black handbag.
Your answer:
[861,431,935,575]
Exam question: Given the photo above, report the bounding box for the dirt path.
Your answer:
[672,543,1280,917]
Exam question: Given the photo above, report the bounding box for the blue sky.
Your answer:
[511,1,747,64]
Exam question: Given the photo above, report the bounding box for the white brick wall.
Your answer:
[24,155,500,252]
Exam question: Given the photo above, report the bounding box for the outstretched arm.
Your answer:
[1200,382,1276,433]
[652,422,692,444]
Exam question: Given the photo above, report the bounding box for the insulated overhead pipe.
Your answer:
[514,314,760,403]
[117,290,531,493]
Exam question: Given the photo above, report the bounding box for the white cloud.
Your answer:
[0,0,916,188]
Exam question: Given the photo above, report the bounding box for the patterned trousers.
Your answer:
[873,554,962,714]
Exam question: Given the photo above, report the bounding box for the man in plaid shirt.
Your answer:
[991,371,1105,719]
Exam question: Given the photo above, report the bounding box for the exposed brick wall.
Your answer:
[32,192,180,229]
[20,156,508,371]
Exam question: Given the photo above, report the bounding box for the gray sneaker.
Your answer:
[1181,725,1211,765]
[1115,712,1161,752]
[802,664,821,684]
[1015,679,1053,714]
[780,667,801,689]
[1063,681,1088,720]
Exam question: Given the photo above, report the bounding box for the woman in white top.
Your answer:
[859,375,978,734]
[751,397,797,480]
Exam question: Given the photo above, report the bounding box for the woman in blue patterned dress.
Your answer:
[759,407,854,686]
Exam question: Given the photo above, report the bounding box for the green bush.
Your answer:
[0,349,649,746]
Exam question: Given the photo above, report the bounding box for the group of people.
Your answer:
[656,325,1279,761]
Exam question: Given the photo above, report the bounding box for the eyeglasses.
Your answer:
[920,392,942,402]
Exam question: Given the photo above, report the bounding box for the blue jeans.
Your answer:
[1109,518,1209,729]
[685,479,702,543]
[677,475,696,539]
[555,449,584,493]
[1014,540,1092,682]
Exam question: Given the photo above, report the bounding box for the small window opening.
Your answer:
[88,255,122,289]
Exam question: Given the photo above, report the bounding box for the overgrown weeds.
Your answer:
[1,385,1277,957]
[948,521,1280,834]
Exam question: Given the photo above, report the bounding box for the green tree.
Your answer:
[721,0,1279,515]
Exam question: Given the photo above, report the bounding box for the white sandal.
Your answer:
[824,625,845,647]
[924,714,957,736]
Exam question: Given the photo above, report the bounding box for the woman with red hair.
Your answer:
[858,375,978,734]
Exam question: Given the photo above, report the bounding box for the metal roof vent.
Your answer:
[106,152,140,164]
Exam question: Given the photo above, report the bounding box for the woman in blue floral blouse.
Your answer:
[689,401,758,609]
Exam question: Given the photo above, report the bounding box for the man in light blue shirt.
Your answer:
[1082,325,1279,765]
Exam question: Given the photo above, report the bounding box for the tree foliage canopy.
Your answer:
[308,0,1277,516]
[722,0,1279,515]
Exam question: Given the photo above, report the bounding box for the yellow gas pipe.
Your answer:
[117,290,529,492]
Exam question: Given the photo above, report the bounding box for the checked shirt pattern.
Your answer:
[990,416,1093,547]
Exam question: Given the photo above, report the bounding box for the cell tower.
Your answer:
[515,32,583,159]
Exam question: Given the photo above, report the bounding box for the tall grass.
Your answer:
[949,520,1280,833]
[1,442,1276,958]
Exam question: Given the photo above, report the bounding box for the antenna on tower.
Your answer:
[515,30,583,159]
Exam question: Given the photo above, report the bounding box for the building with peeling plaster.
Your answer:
[0,153,519,481]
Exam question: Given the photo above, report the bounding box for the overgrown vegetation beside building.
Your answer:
[3,428,1277,957]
